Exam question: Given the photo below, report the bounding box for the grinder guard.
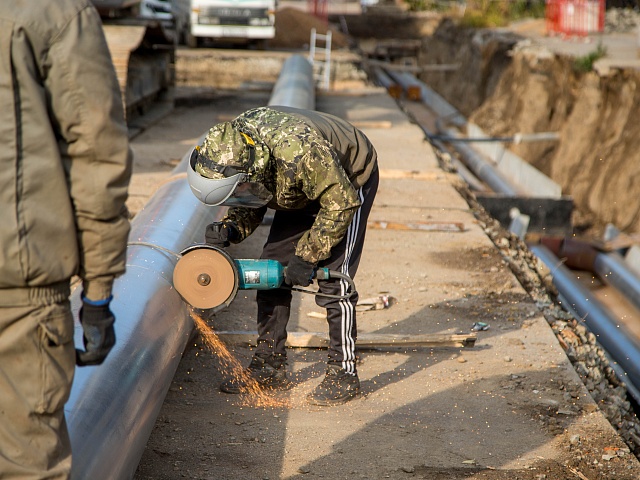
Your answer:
[173,245,240,310]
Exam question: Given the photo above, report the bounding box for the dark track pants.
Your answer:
[255,168,379,374]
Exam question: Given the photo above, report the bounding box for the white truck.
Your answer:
[186,0,277,47]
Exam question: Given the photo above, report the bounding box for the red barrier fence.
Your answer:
[307,0,328,22]
[546,0,605,36]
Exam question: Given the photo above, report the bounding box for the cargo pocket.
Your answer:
[35,302,76,415]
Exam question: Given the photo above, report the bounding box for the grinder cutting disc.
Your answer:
[173,247,238,310]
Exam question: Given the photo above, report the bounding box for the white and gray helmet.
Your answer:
[187,147,272,208]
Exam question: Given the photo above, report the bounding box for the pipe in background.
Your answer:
[531,244,640,391]
[268,54,315,110]
[385,68,523,196]
[540,236,640,313]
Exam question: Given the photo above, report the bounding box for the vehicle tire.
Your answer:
[252,39,268,50]
[186,33,199,48]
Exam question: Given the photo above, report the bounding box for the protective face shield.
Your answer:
[187,148,273,208]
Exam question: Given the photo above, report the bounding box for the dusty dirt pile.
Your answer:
[418,18,640,236]
[271,7,350,49]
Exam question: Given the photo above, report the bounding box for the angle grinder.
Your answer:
[173,245,356,310]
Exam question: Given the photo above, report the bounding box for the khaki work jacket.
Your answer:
[0,0,132,305]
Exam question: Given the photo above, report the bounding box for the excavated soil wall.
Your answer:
[418,19,640,236]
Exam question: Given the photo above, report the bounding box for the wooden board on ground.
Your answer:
[378,168,448,181]
[368,220,465,232]
[211,331,477,348]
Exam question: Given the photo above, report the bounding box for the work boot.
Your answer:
[307,365,360,406]
[220,354,291,394]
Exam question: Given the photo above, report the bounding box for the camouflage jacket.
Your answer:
[201,106,377,264]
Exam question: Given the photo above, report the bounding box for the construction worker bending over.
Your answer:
[0,1,132,477]
[188,106,378,406]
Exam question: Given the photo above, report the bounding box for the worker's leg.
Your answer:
[254,288,292,363]
[220,208,315,393]
[255,207,317,359]
[0,302,75,479]
[309,168,379,405]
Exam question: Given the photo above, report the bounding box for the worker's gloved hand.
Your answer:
[205,221,239,247]
[76,297,116,367]
[285,255,317,287]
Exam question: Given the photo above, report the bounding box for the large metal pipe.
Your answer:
[380,71,500,196]
[531,244,640,390]
[385,69,422,101]
[268,54,315,110]
[67,53,316,480]
[67,164,223,479]
[370,65,402,99]
[409,116,489,194]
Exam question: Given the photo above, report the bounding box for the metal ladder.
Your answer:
[308,28,332,90]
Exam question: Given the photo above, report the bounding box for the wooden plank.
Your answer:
[350,120,393,129]
[368,220,465,232]
[209,331,477,348]
[378,168,446,181]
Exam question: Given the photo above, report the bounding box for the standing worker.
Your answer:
[188,106,378,405]
[0,0,132,478]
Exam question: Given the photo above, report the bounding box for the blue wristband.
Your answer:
[81,294,113,306]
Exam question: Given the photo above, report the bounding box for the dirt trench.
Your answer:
[415,18,640,237]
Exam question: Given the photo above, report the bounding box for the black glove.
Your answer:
[205,221,239,247]
[285,255,317,287]
[76,299,116,367]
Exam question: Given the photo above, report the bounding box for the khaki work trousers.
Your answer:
[0,301,75,479]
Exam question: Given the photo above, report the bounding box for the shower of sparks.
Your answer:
[189,307,291,408]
